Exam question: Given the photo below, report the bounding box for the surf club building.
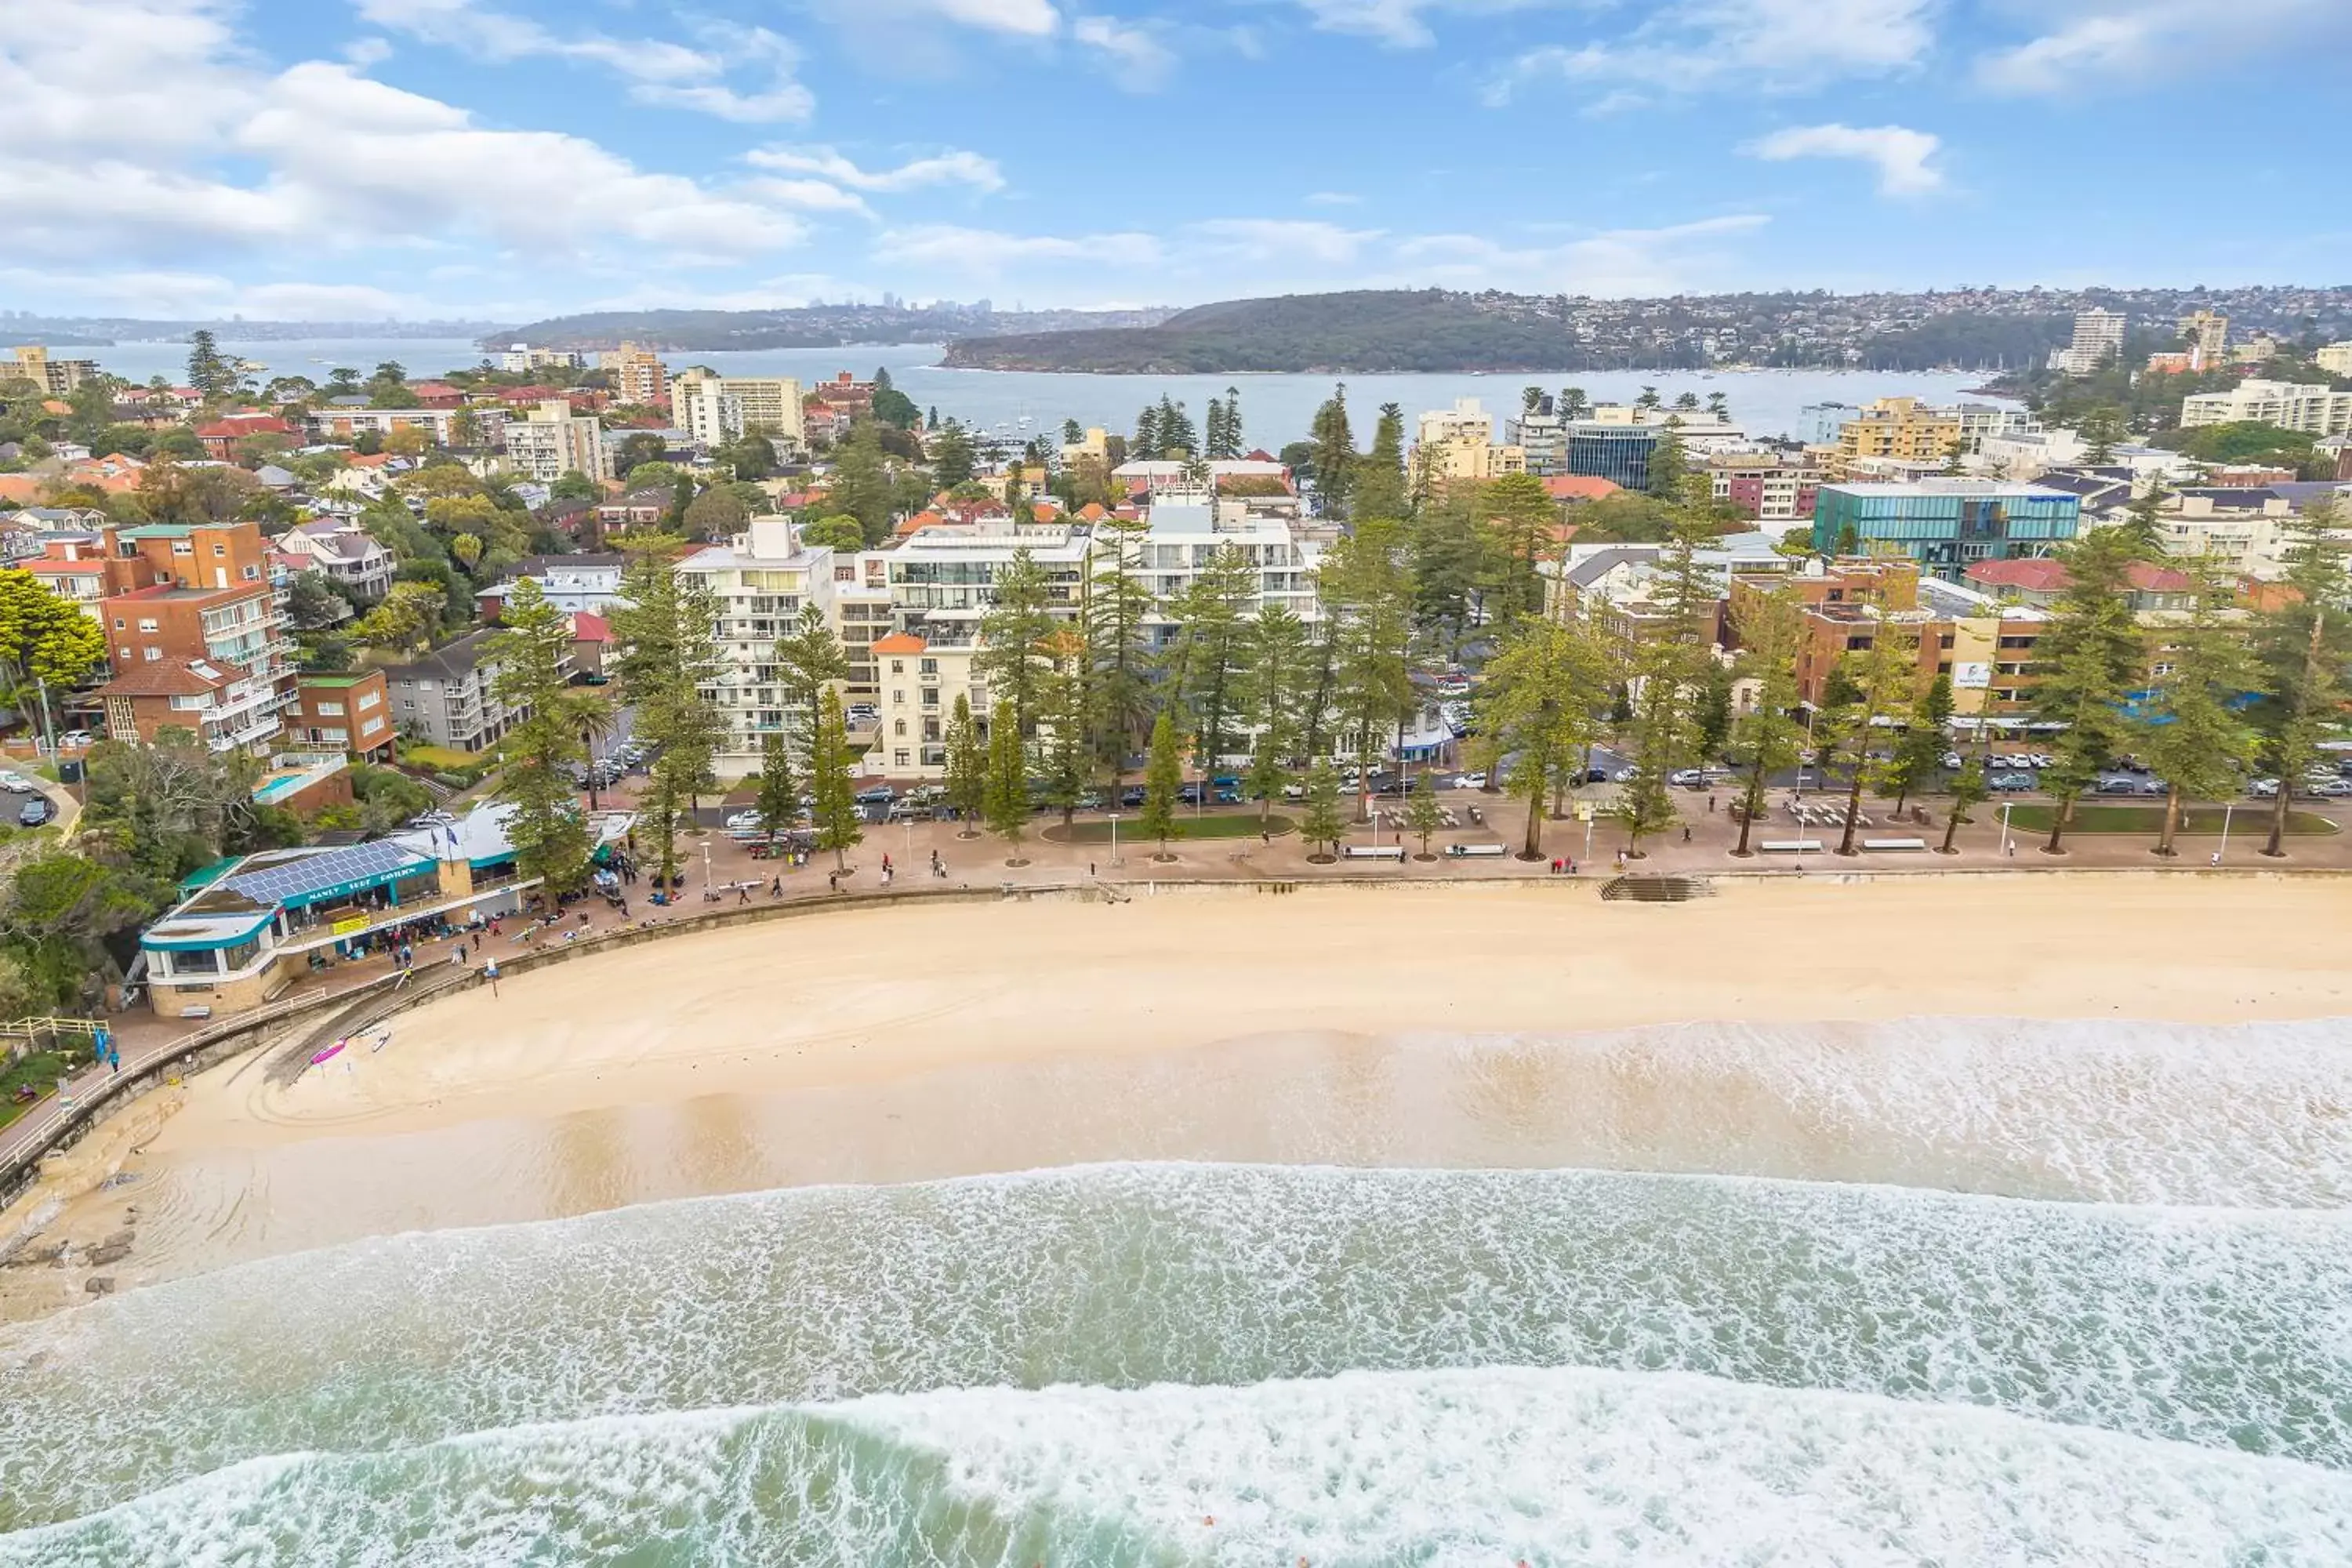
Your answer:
[134,803,630,1019]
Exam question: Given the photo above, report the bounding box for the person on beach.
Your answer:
[484,959,499,996]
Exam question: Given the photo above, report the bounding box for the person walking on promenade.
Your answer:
[828,870,839,894]
[769,876,782,898]
[484,958,499,996]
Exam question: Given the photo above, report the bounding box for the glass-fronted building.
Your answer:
[1811,482,2081,581]
[1564,424,1660,491]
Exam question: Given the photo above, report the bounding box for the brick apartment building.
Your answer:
[94,521,297,751]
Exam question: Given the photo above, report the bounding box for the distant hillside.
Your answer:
[942,291,1576,373]
[494,303,1174,354]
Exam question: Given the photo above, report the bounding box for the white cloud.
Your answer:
[1975,0,2347,94]
[1073,16,1176,85]
[1191,219,1385,266]
[1305,191,1362,206]
[741,179,878,218]
[1490,0,1935,101]
[1388,216,1771,295]
[873,224,1165,270]
[746,145,1007,194]
[884,0,1062,34]
[1744,122,1944,196]
[1290,0,1566,49]
[347,0,814,121]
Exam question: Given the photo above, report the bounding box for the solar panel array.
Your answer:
[224,839,430,906]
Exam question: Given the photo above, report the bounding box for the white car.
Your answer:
[1452,771,1486,789]
[0,771,31,793]
[2249,779,2282,798]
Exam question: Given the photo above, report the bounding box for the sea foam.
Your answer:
[3,1366,2347,1566]
[4,1163,2348,1531]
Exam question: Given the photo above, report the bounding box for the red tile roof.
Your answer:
[99,655,240,698]
[569,612,611,643]
[2125,562,2194,593]
[1544,475,1623,502]
[1965,557,2072,591]
[870,632,927,655]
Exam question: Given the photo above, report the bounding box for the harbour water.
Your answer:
[2,1016,2349,1563]
[73,337,2009,447]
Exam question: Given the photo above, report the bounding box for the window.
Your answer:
[316,701,344,716]
[893,720,906,737]
[894,750,910,768]
[357,690,380,710]
[172,541,192,555]
[919,658,938,675]
[242,565,259,581]
[144,647,161,661]
[212,543,226,557]
[138,619,158,633]
[1938,633,1955,649]
[890,660,905,675]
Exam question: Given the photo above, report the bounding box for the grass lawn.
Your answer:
[0,1051,71,1133]
[1043,813,1295,844]
[2000,804,2339,836]
[401,743,488,772]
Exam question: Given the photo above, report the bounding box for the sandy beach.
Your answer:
[7,875,2351,1317]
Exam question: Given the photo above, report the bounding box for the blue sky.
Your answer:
[5,0,2350,321]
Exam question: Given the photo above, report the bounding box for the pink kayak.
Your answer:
[310,1042,346,1065]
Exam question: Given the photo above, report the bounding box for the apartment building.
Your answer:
[501,399,611,482]
[495,345,586,373]
[1730,561,2046,717]
[288,670,394,759]
[871,631,982,777]
[1832,397,1962,477]
[1541,532,1791,639]
[1708,452,1824,521]
[1125,504,1323,649]
[1563,423,1660,490]
[477,554,630,616]
[1416,398,1494,448]
[307,406,508,447]
[601,343,670,407]
[2049,308,2127,375]
[884,521,1090,644]
[4,345,99,394]
[19,529,159,606]
[1811,481,2081,581]
[2180,379,2352,437]
[379,628,555,752]
[674,516,840,775]
[96,524,296,752]
[832,553,895,703]
[668,368,805,451]
[2316,343,2352,376]
[2181,310,2230,365]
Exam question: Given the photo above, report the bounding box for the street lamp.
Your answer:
[1108,813,1121,868]
[702,839,713,896]
[1999,800,2014,858]
[2216,801,2235,866]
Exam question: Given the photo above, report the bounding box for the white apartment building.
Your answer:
[674,516,840,775]
[2150,495,2291,580]
[495,345,586,373]
[307,406,508,448]
[884,522,1091,643]
[2181,310,2230,365]
[481,554,630,615]
[1125,504,1322,648]
[501,398,611,482]
[871,630,982,777]
[2180,379,2352,437]
[2317,343,2352,376]
[669,368,805,451]
[600,343,669,407]
[2049,308,2127,375]
[1111,458,1289,499]
[1416,398,1494,448]
[831,553,895,703]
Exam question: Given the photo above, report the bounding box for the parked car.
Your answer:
[1939,752,1965,771]
[1120,786,1149,808]
[854,784,895,805]
[16,799,46,827]
[1988,772,2038,792]
[2093,776,2146,796]
[1281,782,1307,801]
[0,771,30,793]
[2249,778,2282,798]
[1452,771,1487,789]
[55,731,90,748]
[2306,779,2352,798]
[2025,753,2056,769]
[887,798,929,821]
[1076,790,1105,811]
[1667,768,1706,789]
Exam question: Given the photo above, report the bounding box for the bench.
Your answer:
[1341,844,1409,860]
[1862,837,1928,851]
[179,1005,213,1020]
[1756,840,1822,853]
[1445,842,1508,857]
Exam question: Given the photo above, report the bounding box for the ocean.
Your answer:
[71,337,2009,447]
[1,1016,2348,1563]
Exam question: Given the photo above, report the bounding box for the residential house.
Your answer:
[194,412,298,461]
[1965,557,2198,613]
[476,554,630,617]
[272,520,395,601]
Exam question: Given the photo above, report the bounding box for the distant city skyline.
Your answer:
[5,0,2352,321]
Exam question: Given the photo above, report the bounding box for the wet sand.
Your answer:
[8,877,2351,1316]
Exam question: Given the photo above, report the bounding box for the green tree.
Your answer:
[1940,759,1989,855]
[683,483,749,540]
[1645,426,1690,500]
[973,546,1057,739]
[808,686,862,872]
[2250,501,2352,857]
[1726,583,1806,858]
[1821,620,1922,855]
[0,570,107,730]
[927,420,977,488]
[1480,615,1602,859]
[1481,472,1558,629]
[485,578,597,896]
[1353,401,1409,521]
[2118,481,2172,557]
[2136,558,2259,857]
[942,693,987,837]
[1883,672,1954,815]
[1323,519,1415,821]
[1402,769,1446,858]
[1086,514,1156,793]
[755,731,799,843]
[1408,490,1488,658]
[1167,545,1260,771]
[1307,383,1356,519]
[1247,600,1309,768]
[828,421,897,544]
[0,851,172,1006]
[608,543,725,887]
[982,697,1030,860]
[772,603,850,763]
[1138,709,1183,858]
[870,367,919,429]
[350,581,445,654]
[2031,528,2149,854]
[1036,629,1091,827]
[1693,659,1735,760]
[1246,727,1287,827]
[801,514,865,554]
[184,330,236,399]
[1298,758,1346,860]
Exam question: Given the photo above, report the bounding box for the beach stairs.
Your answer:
[1600,875,1717,904]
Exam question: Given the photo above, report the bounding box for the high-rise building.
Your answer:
[502,399,611,482]
[669,368,804,450]
[6,345,100,394]
[601,342,669,407]
[1810,481,2081,582]
[2179,310,2229,366]
[2049,309,2127,375]
[674,516,842,776]
[1564,423,1660,490]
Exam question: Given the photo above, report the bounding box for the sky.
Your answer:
[5,0,2352,323]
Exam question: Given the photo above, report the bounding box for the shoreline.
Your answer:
[5,876,2350,1320]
